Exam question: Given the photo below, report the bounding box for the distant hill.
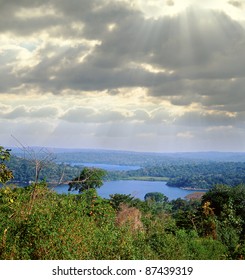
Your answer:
[4,147,245,190]
[8,147,245,167]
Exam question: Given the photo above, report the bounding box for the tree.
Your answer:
[11,136,56,185]
[10,137,57,215]
[68,167,107,193]
[144,192,171,215]
[144,192,168,203]
[109,193,135,210]
[201,184,245,258]
[0,146,13,184]
[201,184,231,216]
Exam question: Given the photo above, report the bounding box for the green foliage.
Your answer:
[171,198,201,232]
[202,185,231,215]
[202,184,245,231]
[200,184,245,258]
[146,218,227,259]
[144,192,168,203]
[6,155,81,185]
[6,149,245,191]
[109,193,152,214]
[1,182,241,260]
[0,146,13,184]
[0,147,244,260]
[144,192,172,215]
[68,167,107,193]
[127,162,245,189]
[109,193,135,210]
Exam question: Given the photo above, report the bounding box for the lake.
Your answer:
[53,162,205,200]
[54,180,204,201]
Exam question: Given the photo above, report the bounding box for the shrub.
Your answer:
[116,204,143,232]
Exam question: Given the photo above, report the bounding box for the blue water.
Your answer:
[54,180,204,201]
[54,163,204,200]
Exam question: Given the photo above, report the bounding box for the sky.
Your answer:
[1,0,245,152]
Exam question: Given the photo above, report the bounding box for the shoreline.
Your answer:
[180,187,209,191]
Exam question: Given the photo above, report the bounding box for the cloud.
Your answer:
[174,111,238,128]
[3,5,243,115]
[0,106,27,119]
[2,4,245,98]
[1,1,245,152]
[228,0,243,8]
[61,107,126,123]
[167,0,175,6]
[131,109,150,122]
[0,106,59,119]
[176,131,194,139]
[29,106,59,118]
[61,107,96,123]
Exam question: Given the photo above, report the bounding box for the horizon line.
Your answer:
[6,145,245,154]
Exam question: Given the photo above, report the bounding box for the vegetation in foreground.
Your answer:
[0,146,245,260]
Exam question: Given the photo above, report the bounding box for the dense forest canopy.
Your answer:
[125,162,245,189]
[5,155,81,186]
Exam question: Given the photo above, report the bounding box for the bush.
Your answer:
[1,182,243,260]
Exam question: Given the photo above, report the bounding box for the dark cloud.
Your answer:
[89,7,245,72]
[1,1,245,151]
[174,111,238,128]
[0,1,60,35]
[5,6,243,112]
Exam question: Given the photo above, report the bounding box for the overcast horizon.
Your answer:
[1,0,245,153]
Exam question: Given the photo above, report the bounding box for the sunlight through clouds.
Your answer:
[136,0,191,18]
[136,0,245,21]
[0,0,245,151]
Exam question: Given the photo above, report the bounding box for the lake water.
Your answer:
[54,180,204,201]
[53,163,205,200]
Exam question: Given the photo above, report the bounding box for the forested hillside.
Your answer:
[125,162,245,189]
[5,155,81,185]
[5,151,245,190]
